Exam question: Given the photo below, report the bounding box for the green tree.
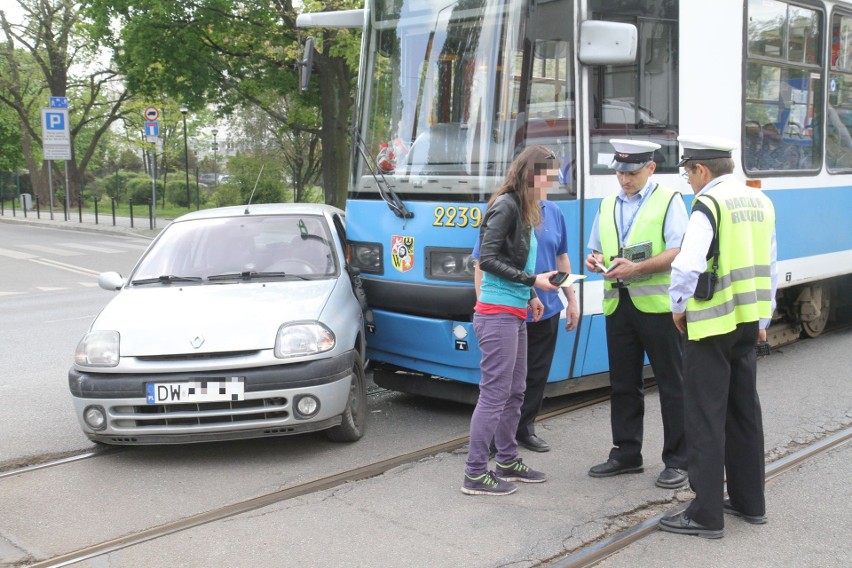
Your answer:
[0,0,133,207]
[0,99,24,172]
[86,0,361,208]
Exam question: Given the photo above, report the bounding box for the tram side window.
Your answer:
[826,13,852,172]
[589,0,679,174]
[744,0,823,173]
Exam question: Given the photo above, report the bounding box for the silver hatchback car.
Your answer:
[69,203,368,444]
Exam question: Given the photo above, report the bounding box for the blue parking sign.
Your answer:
[45,112,66,131]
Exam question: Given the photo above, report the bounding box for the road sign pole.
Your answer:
[151,142,157,229]
[47,161,55,220]
[64,161,70,221]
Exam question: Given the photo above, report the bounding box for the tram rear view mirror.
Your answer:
[578,20,638,65]
[299,37,314,93]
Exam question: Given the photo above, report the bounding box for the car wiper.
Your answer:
[131,275,204,285]
[350,127,414,220]
[207,271,309,281]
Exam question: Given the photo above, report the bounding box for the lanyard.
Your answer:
[619,197,641,245]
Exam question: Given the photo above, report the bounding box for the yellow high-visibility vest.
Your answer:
[686,179,775,340]
[600,184,680,315]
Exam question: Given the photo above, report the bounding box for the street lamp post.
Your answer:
[180,106,190,209]
[211,128,219,187]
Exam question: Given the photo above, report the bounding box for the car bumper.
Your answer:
[68,351,356,444]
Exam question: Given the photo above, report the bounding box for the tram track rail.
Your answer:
[0,386,392,481]
[7,320,849,566]
[545,425,852,568]
[21,392,612,568]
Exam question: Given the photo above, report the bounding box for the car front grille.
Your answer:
[134,350,260,362]
[111,397,288,428]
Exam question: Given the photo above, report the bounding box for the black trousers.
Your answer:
[605,289,686,469]
[683,321,765,530]
[517,313,560,438]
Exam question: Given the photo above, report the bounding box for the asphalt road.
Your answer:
[0,222,148,465]
[0,215,849,567]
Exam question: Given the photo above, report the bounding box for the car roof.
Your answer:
[172,203,344,223]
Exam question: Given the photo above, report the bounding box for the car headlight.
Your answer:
[75,330,120,367]
[274,322,335,358]
[349,241,383,274]
[425,247,476,281]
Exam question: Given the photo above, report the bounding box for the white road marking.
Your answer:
[0,247,36,260]
[35,286,68,291]
[19,244,84,256]
[60,243,124,253]
[92,240,148,250]
[28,258,100,277]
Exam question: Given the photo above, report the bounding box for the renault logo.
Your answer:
[190,335,205,349]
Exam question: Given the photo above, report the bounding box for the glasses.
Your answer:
[680,167,693,180]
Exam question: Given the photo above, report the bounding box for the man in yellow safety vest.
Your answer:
[585,139,689,490]
[660,135,777,539]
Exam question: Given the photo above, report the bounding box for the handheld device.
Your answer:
[594,261,610,273]
[549,271,570,285]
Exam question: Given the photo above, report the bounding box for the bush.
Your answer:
[126,176,163,205]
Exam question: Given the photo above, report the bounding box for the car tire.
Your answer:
[326,352,368,442]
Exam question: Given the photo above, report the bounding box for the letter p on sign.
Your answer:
[46,112,65,130]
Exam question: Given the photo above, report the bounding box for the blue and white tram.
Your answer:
[299,0,852,402]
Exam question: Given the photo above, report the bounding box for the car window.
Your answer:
[131,214,339,282]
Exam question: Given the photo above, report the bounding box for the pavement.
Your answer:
[2,208,850,567]
[0,207,165,239]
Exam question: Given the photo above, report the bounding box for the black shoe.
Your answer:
[517,434,550,452]
[588,458,643,478]
[723,499,767,525]
[655,467,688,489]
[659,511,724,539]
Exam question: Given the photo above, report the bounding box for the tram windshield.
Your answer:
[353,0,576,199]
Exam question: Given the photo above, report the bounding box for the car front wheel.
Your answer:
[326,353,368,442]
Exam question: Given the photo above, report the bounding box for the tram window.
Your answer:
[588,0,679,174]
[826,12,852,172]
[744,0,823,173]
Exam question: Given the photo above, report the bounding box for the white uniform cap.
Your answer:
[677,135,736,166]
[609,139,662,172]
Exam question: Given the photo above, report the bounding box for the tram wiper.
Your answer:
[131,275,203,285]
[351,127,414,220]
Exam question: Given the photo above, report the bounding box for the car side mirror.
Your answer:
[98,271,125,291]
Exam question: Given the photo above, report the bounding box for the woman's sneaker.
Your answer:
[462,471,517,495]
[495,458,548,483]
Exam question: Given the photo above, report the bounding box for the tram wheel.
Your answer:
[801,284,831,338]
[326,353,368,442]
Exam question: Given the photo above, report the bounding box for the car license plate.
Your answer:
[146,377,245,404]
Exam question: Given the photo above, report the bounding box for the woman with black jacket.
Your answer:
[462,145,561,496]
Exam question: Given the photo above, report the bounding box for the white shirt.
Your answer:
[587,180,688,252]
[669,174,778,329]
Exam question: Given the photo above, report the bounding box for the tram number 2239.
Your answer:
[432,206,482,228]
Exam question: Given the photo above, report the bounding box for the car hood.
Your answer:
[92,280,336,356]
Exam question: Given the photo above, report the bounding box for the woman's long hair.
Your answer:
[487,145,556,227]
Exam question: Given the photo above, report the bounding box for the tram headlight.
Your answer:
[348,241,383,274]
[426,248,476,282]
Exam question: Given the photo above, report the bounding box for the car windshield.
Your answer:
[131,214,338,284]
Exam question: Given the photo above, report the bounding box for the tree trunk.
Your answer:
[317,53,353,209]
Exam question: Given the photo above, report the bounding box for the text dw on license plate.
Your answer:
[146,378,245,404]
